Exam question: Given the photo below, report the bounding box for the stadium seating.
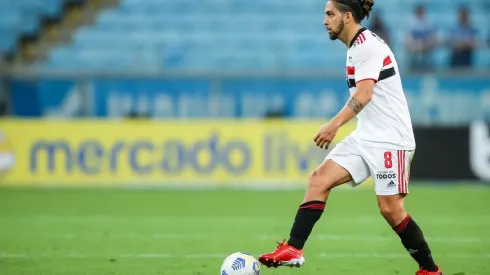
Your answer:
[33,0,490,71]
[0,0,66,55]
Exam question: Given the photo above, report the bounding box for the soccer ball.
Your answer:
[220,252,260,275]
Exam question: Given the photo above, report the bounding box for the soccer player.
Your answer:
[258,0,443,274]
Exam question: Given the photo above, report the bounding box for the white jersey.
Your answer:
[346,28,416,150]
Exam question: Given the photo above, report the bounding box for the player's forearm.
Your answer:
[331,89,373,127]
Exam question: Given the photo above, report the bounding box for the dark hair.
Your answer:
[333,0,375,23]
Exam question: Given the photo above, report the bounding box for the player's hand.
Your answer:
[313,123,339,149]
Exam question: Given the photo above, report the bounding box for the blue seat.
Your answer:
[0,30,18,52]
[474,50,490,69]
[36,0,490,71]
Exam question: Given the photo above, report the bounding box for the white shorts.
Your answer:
[325,135,415,196]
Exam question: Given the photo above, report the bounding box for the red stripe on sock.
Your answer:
[394,215,411,233]
[300,204,326,210]
[301,205,325,209]
[304,206,326,210]
[304,204,325,207]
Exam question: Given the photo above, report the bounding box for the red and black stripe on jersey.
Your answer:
[350,27,367,48]
[354,32,367,47]
[346,56,396,89]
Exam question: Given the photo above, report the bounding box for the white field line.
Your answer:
[31,233,490,244]
[0,253,489,259]
[3,215,490,226]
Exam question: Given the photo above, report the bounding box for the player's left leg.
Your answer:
[377,194,442,274]
[365,148,442,274]
[259,136,370,268]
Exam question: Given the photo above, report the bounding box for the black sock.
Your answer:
[287,200,326,250]
[394,215,438,271]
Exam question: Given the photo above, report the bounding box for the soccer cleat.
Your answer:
[258,239,305,268]
[415,265,443,275]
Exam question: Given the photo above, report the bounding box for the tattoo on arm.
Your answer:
[347,97,364,114]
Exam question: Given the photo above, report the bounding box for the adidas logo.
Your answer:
[387,181,396,188]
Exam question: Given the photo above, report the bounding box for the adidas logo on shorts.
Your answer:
[387,180,396,188]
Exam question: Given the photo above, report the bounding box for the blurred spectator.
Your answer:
[0,101,6,117]
[449,6,478,68]
[264,109,284,118]
[369,13,391,46]
[0,73,7,116]
[125,111,150,119]
[405,5,438,71]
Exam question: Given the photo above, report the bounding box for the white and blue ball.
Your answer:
[220,252,260,275]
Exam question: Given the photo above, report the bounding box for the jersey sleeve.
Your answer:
[352,43,384,83]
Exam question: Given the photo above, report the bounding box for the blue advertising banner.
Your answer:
[92,79,212,117]
[9,75,490,123]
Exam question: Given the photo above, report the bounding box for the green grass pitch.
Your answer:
[0,184,489,275]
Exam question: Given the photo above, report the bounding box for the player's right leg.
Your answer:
[361,147,442,274]
[259,137,370,268]
[377,194,442,275]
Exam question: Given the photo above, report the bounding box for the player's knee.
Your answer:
[308,169,334,193]
[379,205,396,219]
[379,203,405,222]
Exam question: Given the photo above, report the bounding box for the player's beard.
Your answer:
[329,20,345,40]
